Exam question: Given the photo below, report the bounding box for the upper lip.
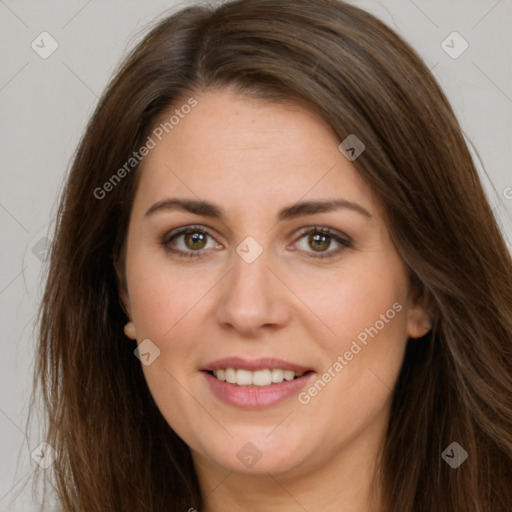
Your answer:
[202,357,313,373]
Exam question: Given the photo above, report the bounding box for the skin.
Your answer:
[120,88,431,512]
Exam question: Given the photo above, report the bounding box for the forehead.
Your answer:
[133,89,377,218]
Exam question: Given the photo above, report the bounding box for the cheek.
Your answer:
[127,255,213,339]
[295,261,409,423]
[126,263,212,441]
[126,258,216,394]
[290,257,409,359]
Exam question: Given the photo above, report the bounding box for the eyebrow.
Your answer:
[145,197,372,221]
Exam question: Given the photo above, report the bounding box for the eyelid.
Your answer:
[162,224,220,245]
[162,224,222,258]
[292,225,351,241]
[162,224,352,259]
[291,226,352,259]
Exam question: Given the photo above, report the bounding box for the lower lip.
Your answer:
[203,371,315,409]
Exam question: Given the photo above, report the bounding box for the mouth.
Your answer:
[204,368,312,387]
[201,357,316,409]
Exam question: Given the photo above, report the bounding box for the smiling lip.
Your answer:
[203,372,314,409]
[202,357,315,410]
[202,357,312,373]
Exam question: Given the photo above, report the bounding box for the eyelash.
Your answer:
[162,225,352,260]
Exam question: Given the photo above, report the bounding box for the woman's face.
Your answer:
[121,88,430,479]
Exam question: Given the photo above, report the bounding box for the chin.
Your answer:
[192,427,314,476]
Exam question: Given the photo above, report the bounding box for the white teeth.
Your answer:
[283,370,295,381]
[225,368,236,384]
[252,369,272,386]
[236,369,253,386]
[271,369,284,383]
[212,368,306,386]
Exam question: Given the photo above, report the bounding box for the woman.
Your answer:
[32,0,512,510]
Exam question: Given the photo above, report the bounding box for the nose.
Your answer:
[214,245,291,337]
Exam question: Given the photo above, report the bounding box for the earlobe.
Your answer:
[406,304,432,339]
[405,275,434,339]
[124,321,137,340]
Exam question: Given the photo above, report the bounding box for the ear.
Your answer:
[405,276,433,339]
[406,304,432,339]
[118,284,132,319]
[119,284,137,340]
[114,249,138,341]
[114,246,131,318]
[123,321,137,340]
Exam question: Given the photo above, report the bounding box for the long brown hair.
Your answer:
[29,0,512,510]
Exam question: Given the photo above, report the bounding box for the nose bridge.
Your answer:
[215,235,288,333]
[229,238,273,307]
[233,242,270,291]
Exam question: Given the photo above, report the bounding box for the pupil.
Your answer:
[186,232,206,249]
[310,233,329,251]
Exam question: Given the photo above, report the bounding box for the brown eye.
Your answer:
[308,233,331,252]
[294,227,352,259]
[163,226,222,258]
[184,231,208,250]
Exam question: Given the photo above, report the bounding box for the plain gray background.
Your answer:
[1,0,511,509]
